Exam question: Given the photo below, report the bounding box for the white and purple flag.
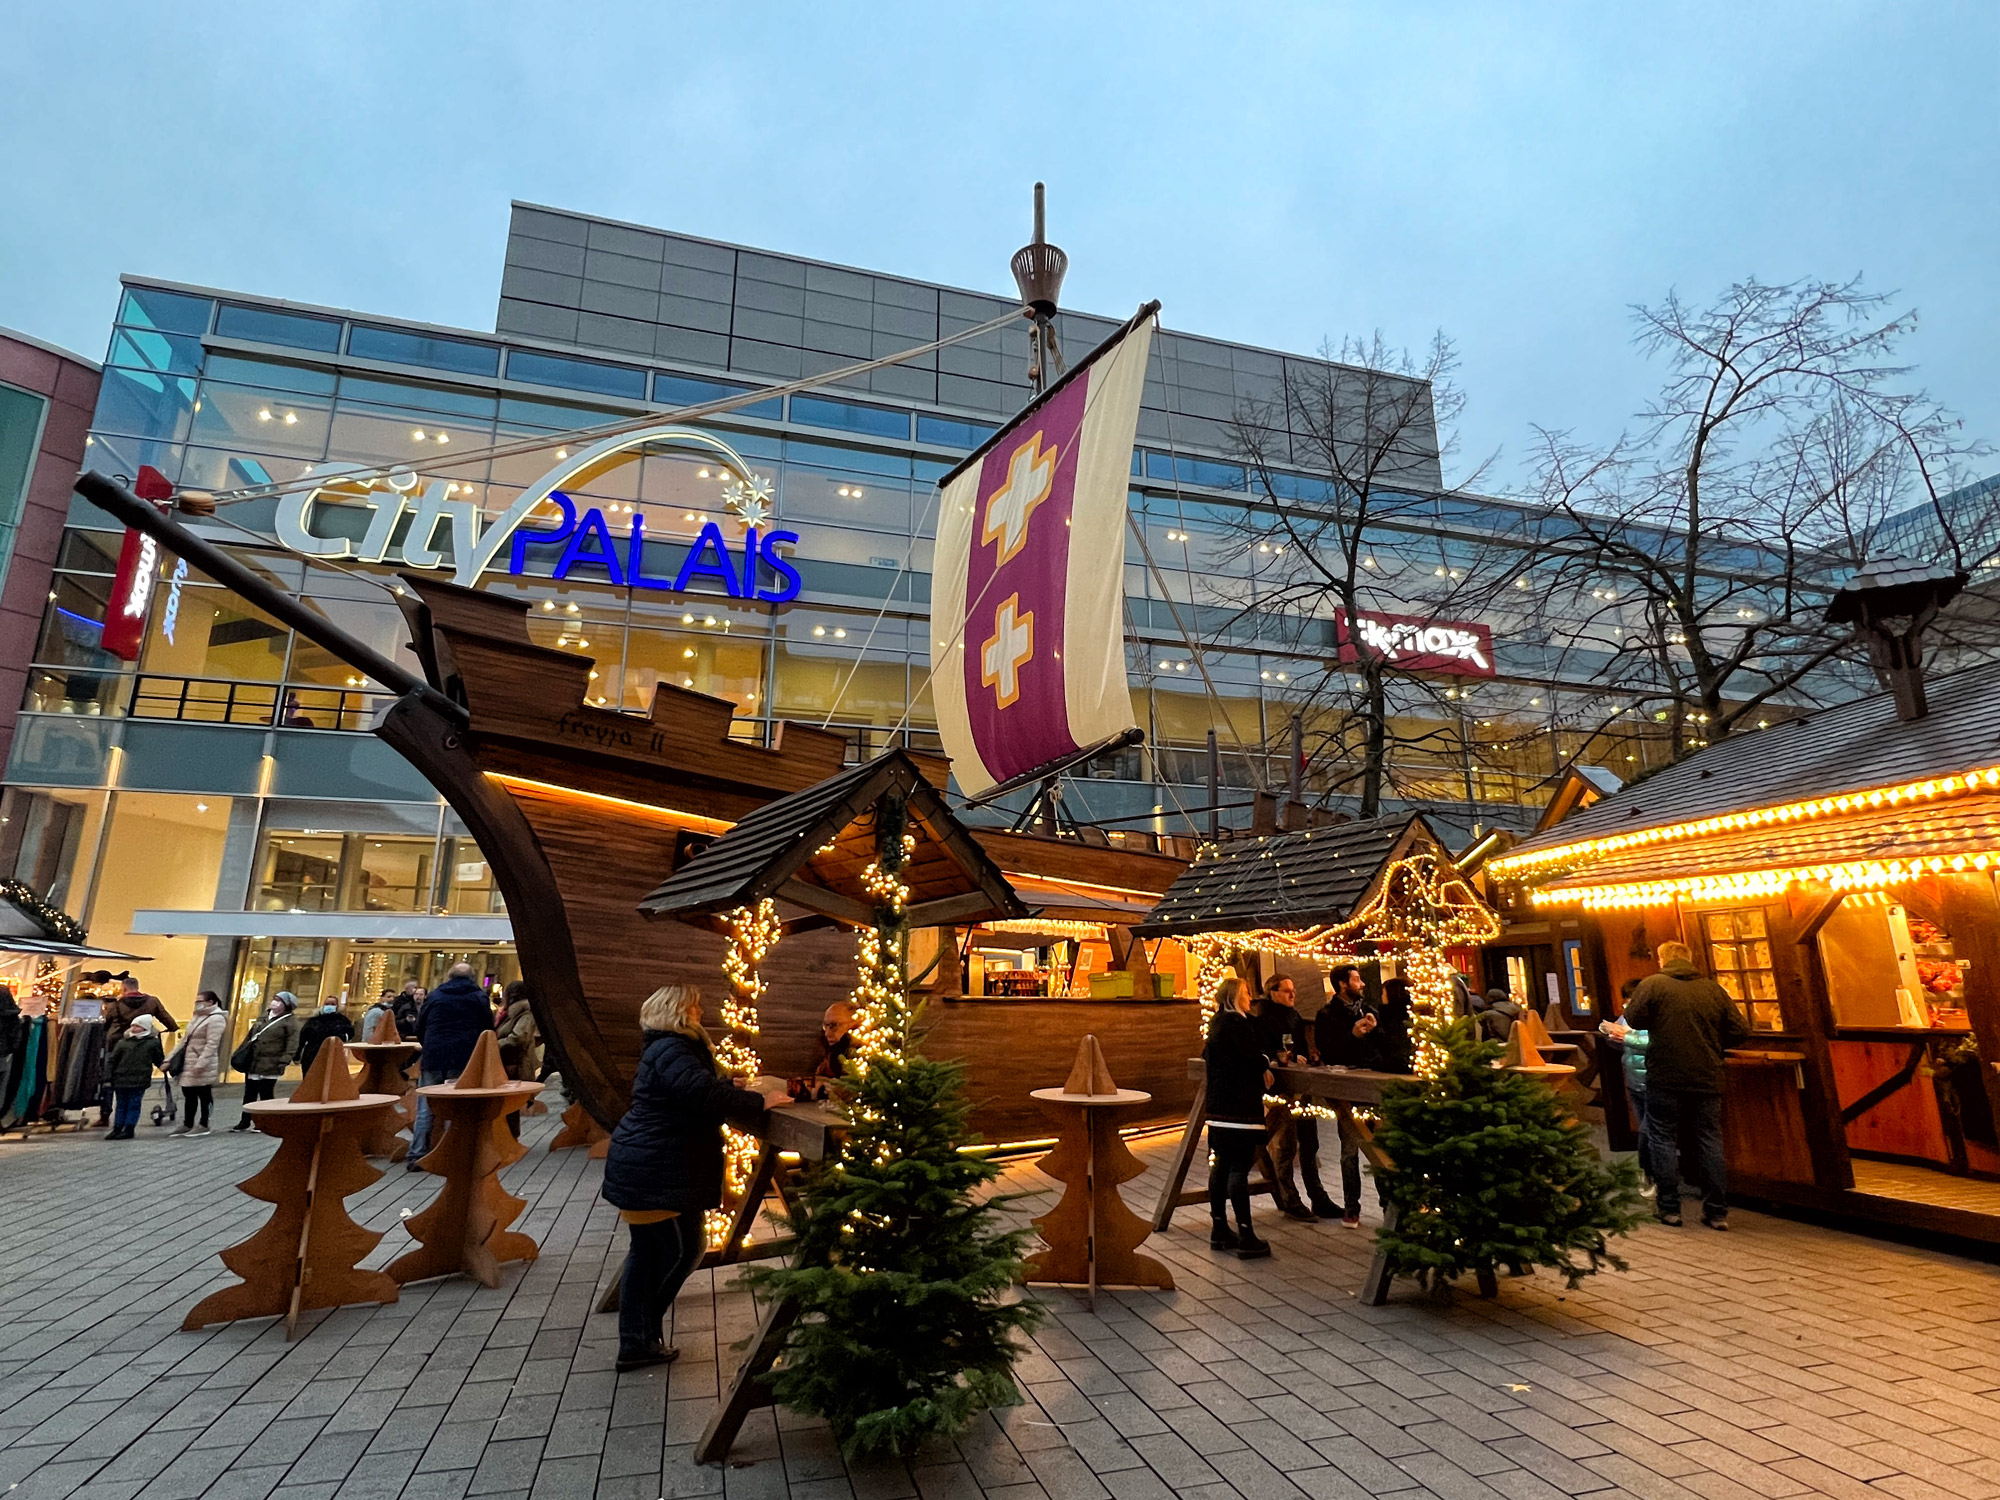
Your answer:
[929,305,1157,798]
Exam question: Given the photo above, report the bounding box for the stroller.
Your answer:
[149,1071,179,1128]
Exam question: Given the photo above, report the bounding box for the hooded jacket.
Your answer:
[1202,1006,1272,1126]
[416,975,494,1076]
[104,991,177,1045]
[1623,960,1750,1094]
[602,1029,766,1213]
[106,1029,164,1089]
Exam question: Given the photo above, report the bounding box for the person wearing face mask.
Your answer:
[229,993,301,1129]
[297,997,356,1074]
[105,1015,165,1139]
[171,991,228,1136]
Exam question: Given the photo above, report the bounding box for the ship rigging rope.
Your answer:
[191,307,1029,508]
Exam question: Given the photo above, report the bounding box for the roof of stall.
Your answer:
[1503,660,2000,866]
[1132,815,1448,938]
[636,749,1028,932]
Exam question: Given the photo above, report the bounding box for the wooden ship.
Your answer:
[78,474,1197,1144]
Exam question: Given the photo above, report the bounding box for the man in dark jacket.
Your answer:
[1624,940,1751,1229]
[296,1001,355,1073]
[99,977,178,1125]
[1315,964,1387,1227]
[409,965,494,1164]
[1250,976,1319,1222]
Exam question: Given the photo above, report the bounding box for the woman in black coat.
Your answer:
[602,984,790,1371]
[1203,976,1275,1259]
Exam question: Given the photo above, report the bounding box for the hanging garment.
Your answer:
[54,1020,106,1110]
[6,1015,51,1122]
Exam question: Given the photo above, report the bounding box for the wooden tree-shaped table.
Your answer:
[388,1033,544,1288]
[1025,1036,1174,1310]
[549,1100,609,1157]
[346,1008,422,1161]
[183,1038,400,1339]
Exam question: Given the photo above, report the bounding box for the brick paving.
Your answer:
[3,1094,1999,1500]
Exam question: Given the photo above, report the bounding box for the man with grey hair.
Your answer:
[1623,940,1749,1229]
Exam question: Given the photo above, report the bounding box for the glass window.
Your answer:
[346,324,501,377]
[773,635,907,725]
[916,414,997,450]
[1700,907,1781,1031]
[505,349,646,400]
[442,835,504,914]
[215,304,343,353]
[108,328,204,378]
[335,375,499,421]
[781,436,912,478]
[94,367,198,442]
[200,354,337,396]
[118,287,213,337]
[86,791,231,1002]
[621,627,766,717]
[790,394,911,441]
[188,385,331,459]
[498,394,623,431]
[0,382,43,533]
[654,372,782,420]
[782,468,912,532]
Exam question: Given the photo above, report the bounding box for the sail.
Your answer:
[929,304,1157,798]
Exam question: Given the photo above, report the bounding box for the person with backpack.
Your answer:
[105,1016,164,1139]
[229,993,301,1130]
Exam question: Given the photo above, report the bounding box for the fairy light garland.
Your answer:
[1531,849,2000,911]
[846,822,917,1071]
[708,899,782,1249]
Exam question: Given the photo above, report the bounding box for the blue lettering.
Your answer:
[625,514,675,590]
[508,491,576,573]
[672,521,742,597]
[552,506,625,585]
[758,529,804,603]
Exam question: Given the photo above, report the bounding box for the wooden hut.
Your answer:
[1489,656,2000,1243]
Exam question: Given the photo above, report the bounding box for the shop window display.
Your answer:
[1700,907,1782,1031]
[1817,893,1971,1031]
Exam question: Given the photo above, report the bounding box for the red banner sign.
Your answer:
[1336,609,1495,677]
[101,467,173,661]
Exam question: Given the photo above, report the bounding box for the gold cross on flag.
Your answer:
[980,594,1035,709]
[980,431,1058,567]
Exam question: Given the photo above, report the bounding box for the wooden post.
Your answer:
[182,1038,400,1338]
[388,1034,543,1288]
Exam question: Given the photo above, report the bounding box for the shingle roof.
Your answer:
[1508,659,2000,859]
[1132,816,1440,938]
[637,749,1025,928]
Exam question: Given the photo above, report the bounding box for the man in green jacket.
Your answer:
[1624,940,1751,1229]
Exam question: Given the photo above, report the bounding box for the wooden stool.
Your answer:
[388,1034,544,1288]
[347,1009,421,1161]
[1024,1037,1173,1309]
[183,1038,400,1339]
[549,1099,609,1158]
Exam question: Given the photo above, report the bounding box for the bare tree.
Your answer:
[1527,277,1985,754]
[1197,333,1526,819]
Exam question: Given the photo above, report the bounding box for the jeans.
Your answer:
[409,1065,451,1159]
[1646,1088,1726,1218]
[1336,1110,1370,1213]
[1630,1086,1654,1183]
[1208,1125,1266,1231]
[618,1214,706,1354]
[1258,1104,1307,1211]
[183,1086,213,1128]
[111,1087,146,1134]
[1293,1114,1334,1207]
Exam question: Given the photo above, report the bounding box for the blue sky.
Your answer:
[4,2,1993,493]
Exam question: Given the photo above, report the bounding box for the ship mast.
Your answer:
[1010,182,1069,391]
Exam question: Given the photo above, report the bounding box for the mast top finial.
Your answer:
[1011,181,1067,320]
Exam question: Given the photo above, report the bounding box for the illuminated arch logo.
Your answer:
[273,424,802,602]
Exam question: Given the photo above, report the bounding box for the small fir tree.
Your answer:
[1374,1017,1644,1292]
[741,796,1042,1459]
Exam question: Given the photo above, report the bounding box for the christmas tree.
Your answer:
[741,796,1042,1459]
[1374,1016,1643,1292]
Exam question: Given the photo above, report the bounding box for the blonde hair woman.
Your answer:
[601,984,791,1371]
[1202,974,1276,1258]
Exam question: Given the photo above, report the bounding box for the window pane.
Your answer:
[346,324,500,377]
[216,304,343,352]
[790,394,910,441]
[201,354,337,395]
[916,414,997,450]
[505,349,645,400]
[335,375,498,421]
[189,385,331,458]
[654,371,782,420]
[108,328,204,378]
[621,627,765,717]
[119,287,213,337]
[94,367,198,442]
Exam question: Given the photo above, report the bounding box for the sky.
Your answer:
[3,2,1994,496]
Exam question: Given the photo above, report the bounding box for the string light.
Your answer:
[707,899,782,1248]
[981,917,1108,940]
[1535,851,1998,911]
[846,831,918,1071]
[1491,765,2000,878]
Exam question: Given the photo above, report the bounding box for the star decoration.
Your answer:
[722,474,775,529]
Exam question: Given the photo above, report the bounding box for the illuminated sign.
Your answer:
[104,465,175,661]
[1337,610,1495,676]
[273,424,797,598]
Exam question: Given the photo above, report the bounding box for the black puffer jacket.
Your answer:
[602,1029,767,1213]
[1203,1007,1272,1125]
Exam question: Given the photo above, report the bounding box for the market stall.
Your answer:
[1489,651,2000,1243]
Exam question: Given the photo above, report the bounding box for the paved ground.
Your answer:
[3,1094,1999,1500]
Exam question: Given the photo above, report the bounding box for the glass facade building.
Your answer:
[4,203,1708,1050]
